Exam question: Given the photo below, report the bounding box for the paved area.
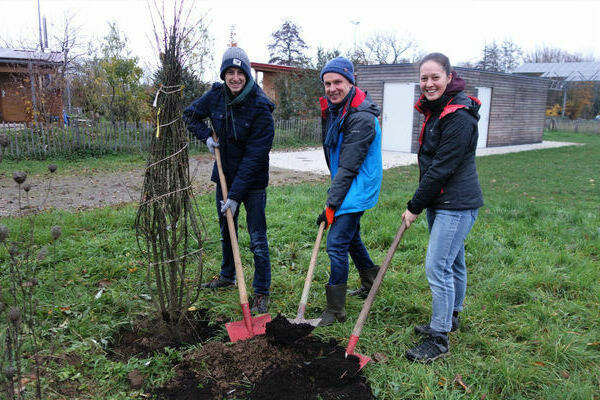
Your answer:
[269,141,578,175]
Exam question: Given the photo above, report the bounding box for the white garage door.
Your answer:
[382,82,416,152]
[476,87,491,148]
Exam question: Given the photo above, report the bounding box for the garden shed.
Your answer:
[355,64,551,152]
[251,62,298,104]
[0,48,64,124]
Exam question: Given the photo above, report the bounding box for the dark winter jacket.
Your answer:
[320,86,382,215]
[183,82,275,202]
[407,90,484,214]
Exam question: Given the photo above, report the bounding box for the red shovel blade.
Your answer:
[345,334,371,369]
[225,303,271,342]
[349,352,371,370]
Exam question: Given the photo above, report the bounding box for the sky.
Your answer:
[1,0,599,80]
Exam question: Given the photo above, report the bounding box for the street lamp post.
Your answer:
[350,20,360,53]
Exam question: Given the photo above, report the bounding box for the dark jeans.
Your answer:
[326,211,376,285]
[216,186,271,295]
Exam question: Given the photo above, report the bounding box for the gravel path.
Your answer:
[0,154,326,217]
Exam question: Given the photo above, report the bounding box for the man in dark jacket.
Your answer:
[183,47,275,314]
[315,57,383,326]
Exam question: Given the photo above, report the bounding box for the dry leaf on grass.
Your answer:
[437,376,447,387]
[372,352,388,363]
[453,374,470,393]
[98,279,112,288]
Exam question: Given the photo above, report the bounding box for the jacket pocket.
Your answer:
[210,111,225,136]
[231,119,251,142]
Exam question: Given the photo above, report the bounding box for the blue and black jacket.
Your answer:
[183,82,275,202]
[319,86,383,216]
[408,91,484,214]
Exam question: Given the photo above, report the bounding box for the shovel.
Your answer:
[212,133,271,342]
[345,220,408,369]
[287,221,326,327]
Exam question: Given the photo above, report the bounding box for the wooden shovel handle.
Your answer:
[296,221,326,318]
[351,220,407,337]
[212,132,249,305]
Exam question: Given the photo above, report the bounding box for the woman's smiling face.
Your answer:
[419,60,452,101]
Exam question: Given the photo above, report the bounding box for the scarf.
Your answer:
[324,86,355,149]
[223,75,255,140]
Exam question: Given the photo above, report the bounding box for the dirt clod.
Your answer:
[265,313,315,344]
[128,369,144,389]
[108,309,222,361]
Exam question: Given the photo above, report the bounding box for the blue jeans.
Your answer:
[425,208,478,333]
[326,212,377,286]
[216,186,271,295]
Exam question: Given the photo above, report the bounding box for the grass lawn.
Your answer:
[0,131,598,399]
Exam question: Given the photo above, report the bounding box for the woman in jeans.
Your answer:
[402,52,483,362]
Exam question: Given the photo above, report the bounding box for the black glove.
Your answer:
[316,207,335,229]
[316,210,327,227]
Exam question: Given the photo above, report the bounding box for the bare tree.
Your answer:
[524,46,591,63]
[361,31,417,64]
[181,11,213,82]
[50,12,85,114]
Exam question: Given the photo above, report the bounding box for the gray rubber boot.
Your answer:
[317,284,347,327]
[348,266,379,299]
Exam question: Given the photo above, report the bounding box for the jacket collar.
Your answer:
[319,86,367,119]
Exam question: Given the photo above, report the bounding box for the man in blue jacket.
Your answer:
[316,57,383,326]
[183,47,275,314]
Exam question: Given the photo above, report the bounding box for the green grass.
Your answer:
[0,131,599,399]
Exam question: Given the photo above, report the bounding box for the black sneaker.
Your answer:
[348,286,369,299]
[405,335,450,363]
[414,315,459,335]
[200,277,235,289]
[250,294,269,315]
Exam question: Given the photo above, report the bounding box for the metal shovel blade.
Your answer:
[286,303,322,327]
[286,316,322,327]
[225,303,272,342]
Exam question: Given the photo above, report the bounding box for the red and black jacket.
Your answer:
[407,91,484,214]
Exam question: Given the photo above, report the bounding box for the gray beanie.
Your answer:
[320,56,355,84]
[220,46,252,80]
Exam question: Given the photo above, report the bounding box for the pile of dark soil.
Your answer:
[108,309,222,361]
[154,314,375,399]
[265,313,315,344]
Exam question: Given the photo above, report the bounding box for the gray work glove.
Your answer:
[206,136,219,155]
[220,199,239,216]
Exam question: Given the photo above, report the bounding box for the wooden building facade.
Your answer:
[250,62,298,104]
[0,48,64,124]
[356,64,551,152]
